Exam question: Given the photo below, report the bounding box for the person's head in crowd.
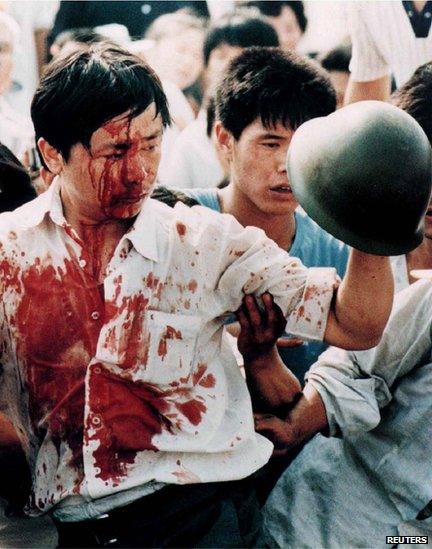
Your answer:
[0,143,37,211]
[245,1,307,51]
[49,28,109,58]
[203,10,279,95]
[392,61,432,239]
[0,12,19,96]
[215,46,335,217]
[31,43,170,222]
[319,42,352,109]
[144,10,206,91]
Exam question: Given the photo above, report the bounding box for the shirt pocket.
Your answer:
[142,310,203,387]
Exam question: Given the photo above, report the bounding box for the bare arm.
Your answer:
[344,74,391,105]
[237,293,302,415]
[324,251,393,350]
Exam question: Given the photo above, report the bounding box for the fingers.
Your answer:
[244,294,263,328]
[276,337,303,348]
[254,413,291,447]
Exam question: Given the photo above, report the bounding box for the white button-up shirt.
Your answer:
[0,181,336,514]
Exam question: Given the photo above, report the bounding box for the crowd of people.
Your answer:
[0,1,431,548]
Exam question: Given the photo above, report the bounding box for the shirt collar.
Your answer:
[25,179,160,262]
[125,197,159,262]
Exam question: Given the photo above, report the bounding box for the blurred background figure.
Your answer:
[161,9,279,189]
[5,0,58,116]
[48,0,209,43]
[244,0,307,51]
[319,41,352,109]
[0,12,34,160]
[144,10,206,113]
[345,1,432,103]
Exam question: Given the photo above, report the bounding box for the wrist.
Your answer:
[286,384,328,442]
[243,346,282,371]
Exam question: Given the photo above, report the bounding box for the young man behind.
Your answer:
[185,47,350,382]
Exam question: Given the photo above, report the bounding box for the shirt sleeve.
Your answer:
[212,211,338,342]
[306,280,432,437]
[348,3,391,82]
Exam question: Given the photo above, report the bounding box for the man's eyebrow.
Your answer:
[259,133,285,140]
[96,131,162,153]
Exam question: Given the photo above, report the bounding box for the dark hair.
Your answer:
[216,47,336,140]
[203,10,279,66]
[52,28,108,51]
[245,1,307,32]
[31,43,170,162]
[320,43,352,73]
[151,186,199,208]
[392,61,432,143]
[0,144,37,212]
[206,95,216,137]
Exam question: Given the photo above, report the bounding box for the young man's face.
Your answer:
[268,5,303,51]
[61,103,163,221]
[230,119,297,216]
[0,22,14,96]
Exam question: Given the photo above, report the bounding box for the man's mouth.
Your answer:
[115,193,148,205]
[269,185,293,194]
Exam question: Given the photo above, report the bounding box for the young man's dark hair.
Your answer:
[31,43,170,162]
[319,43,352,73]
[0,143,37,211]
[246,1,308,33]
[203,10,279,66]
[216,47,336,140]
[392,61,432,143]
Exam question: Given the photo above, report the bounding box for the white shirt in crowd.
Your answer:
[0,96,34,159]
[348,1,432,87]
[0,180,336,516]
[160,110,223,189]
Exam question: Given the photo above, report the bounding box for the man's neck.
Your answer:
[61,190,132,283]
[218,183,296,251]
[413,1,428,13]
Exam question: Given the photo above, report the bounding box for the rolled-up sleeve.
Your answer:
[213,212,337,342]
[306,280,432,437]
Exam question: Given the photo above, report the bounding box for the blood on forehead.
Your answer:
[90,105,162,153]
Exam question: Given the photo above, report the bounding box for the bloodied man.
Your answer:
[0,43,393,547]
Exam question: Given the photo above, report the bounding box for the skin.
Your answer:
[267,5,303,51]
[38,103,163,282]
[329,70,350,109]
[344,74,391,104]
[150,28,204,91]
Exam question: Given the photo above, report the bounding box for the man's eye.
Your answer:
[263,142,279,149]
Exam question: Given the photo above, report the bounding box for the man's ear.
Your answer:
[214,121,234,161]
[37,138,64,175]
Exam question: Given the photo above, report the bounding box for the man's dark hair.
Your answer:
[392,61,432,143]
[31,43,170,162]
[320,43,352,73]
[245,1,307,32]
[216,47,336,140]
[0,144,37,212]
[203,10,279,66]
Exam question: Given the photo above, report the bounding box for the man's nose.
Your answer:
[126,152,149,182]
[276,147,288,174]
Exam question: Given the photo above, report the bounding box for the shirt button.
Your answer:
[426,11,431,17]
[79,259,87,268]
[141,3,151,14]
[94,366,102,375]
[91,311,100,321]
[92,415,101,426]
